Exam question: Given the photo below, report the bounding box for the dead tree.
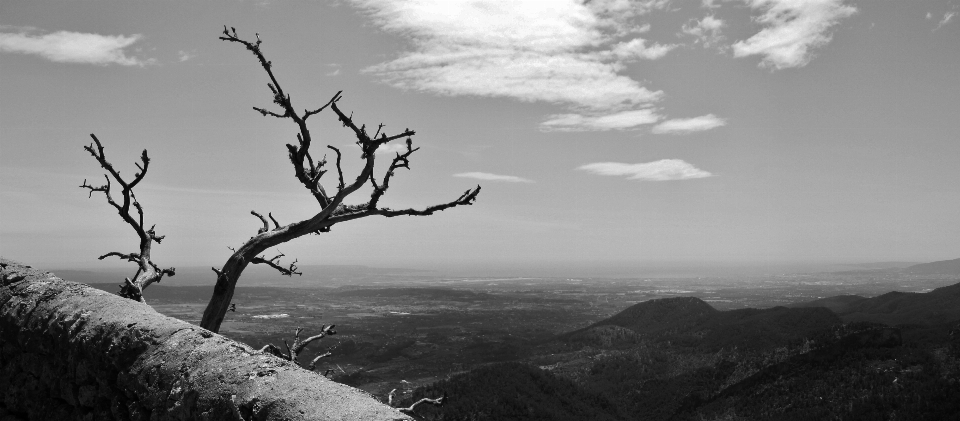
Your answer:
[80,134,175,302]
[199,27,480,333]
[258,326,336,370]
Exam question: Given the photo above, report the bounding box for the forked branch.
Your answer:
[250,251,301,277]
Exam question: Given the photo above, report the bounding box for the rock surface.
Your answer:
[0,258,411,421]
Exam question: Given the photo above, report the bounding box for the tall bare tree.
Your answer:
[198,27,480,333]
[80,135,175,302]
[81,27,479,337]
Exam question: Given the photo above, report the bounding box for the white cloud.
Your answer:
[934,12,956,31]
[0,30,150,66]
[351,0,682,131]
[733,0,857,70]
[682,15,725,47]
[453,172,534,183]
[177,50,196,62]
[578,160,714,181]
[702,0,721,9]
[542,109,661,131]
[347,142,410,155]
[651,114,726,134]
[611,38,678,60]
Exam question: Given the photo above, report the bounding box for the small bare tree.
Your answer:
[80,135,175,302]
[259,326,337,370]
[198,27,479,333]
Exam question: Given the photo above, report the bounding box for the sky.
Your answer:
[1,0,958,274]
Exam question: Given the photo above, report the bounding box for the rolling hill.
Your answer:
[564,297,840,351]
[792,281,960,325]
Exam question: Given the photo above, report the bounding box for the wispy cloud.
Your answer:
[682,15,725,47]
[733,0,857,70]
[326,63,341,76]
[651,114,726,134]
[0,30,151,66]
[454,172,534,183]
[578,160,713,181]
[350,0,684,131]
[934,11,956,31]
[542,109,660,132]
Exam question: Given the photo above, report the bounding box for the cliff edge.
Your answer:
[0,258,411,421]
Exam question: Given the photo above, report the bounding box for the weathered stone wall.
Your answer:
[0,259,411,421]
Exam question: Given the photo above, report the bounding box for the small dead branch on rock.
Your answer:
[258,326,336,370]
[80,134,175,303]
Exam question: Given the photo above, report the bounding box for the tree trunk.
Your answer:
[200,253,251,332]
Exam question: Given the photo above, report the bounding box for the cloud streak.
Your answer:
[934,12,956,31]
[347,143,410,155]
[454,172,533,183]
[0,30,150,66]
[651,114,726,134]
[733,0,856,70]
[350,0,692,132]
[578,160,713,181]
[542,109,661,132]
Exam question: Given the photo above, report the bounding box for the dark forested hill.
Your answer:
[564,297,839,351]
[409,286,960,421]
[790,294,868,313]
[399,362,624,421]
[793,281,960,325]
[586,296,718,335]
[675,325,960,421]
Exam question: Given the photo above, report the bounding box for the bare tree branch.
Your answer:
[257,325,337,370]
[303,93,340,121]
[307,351,333,371]
[389,389,448,417]
[268,212,281,230]
[251,211,270,234]
[250,251,301,276]
[81,133,175,303]
[327,145,345,190]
